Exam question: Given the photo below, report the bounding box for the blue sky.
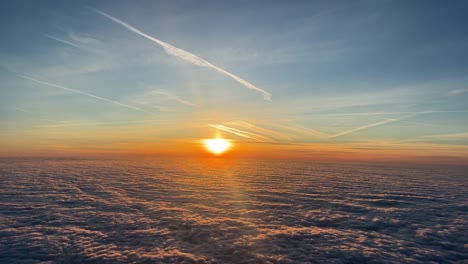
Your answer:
[1,0,468,159]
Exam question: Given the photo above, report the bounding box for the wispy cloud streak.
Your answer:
[45,34,82,49]
[93,8,272,101]
[329,112,431,139]
[148,89,196,107]
[34,119,171,128]
[209,124,275,142]
[19,75,148,113]
[329,119,398,139]
[45,33,104,54]
[268,123,327,138]
[224,121,291,141]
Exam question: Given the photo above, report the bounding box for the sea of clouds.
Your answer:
[0,158,466,263]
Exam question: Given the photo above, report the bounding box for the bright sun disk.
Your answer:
[204,138,231,155]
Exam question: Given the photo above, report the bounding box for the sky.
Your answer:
[1,0,468,164]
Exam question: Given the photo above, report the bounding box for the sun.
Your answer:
[204,138,231,155]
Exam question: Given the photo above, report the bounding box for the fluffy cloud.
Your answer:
[0,158,466,263]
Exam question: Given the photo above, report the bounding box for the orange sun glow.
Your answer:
[203,138,231,155]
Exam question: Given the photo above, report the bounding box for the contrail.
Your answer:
[209,124,275,142]
[45,34,82,49]
[267,123,327,138]
[149,89,196,107]
[224,121,291,141]
[34,119,172,128]
[93,8,272,101]
[19,75,148,113]
[328,112,431,139]
[329,119,398,139]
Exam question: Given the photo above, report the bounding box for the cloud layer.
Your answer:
[0,158,466,263]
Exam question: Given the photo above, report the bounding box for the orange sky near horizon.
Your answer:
[2,1,468,167]
[2,136,468,166]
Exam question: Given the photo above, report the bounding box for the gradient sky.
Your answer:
[1,0,468,163]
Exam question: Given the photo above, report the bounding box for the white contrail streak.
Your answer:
[45,34,82,49]
[149,90,196,107]
[264,122,327,139]
[33,119,172,128]
[224,121,291,141]
[19,75,148,113]
[328,112,431,139]
[209,124,275,142]
[93,8,272,101]
[329,119,398,139]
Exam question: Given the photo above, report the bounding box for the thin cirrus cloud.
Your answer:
[92,8,273,101]
[18,75,148,113]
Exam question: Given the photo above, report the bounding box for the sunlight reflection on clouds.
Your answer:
[0,158,466,263]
